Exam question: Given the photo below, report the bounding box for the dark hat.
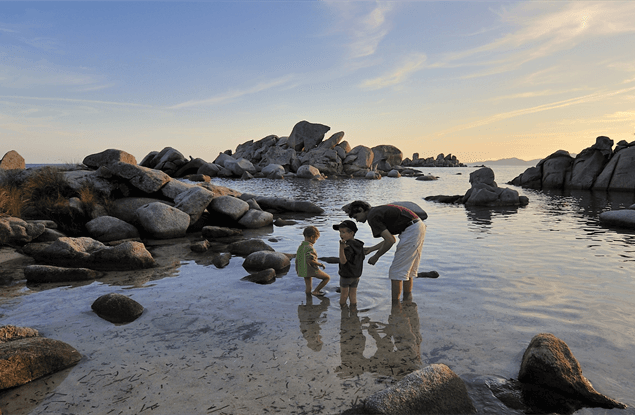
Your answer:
[333,220,358,233]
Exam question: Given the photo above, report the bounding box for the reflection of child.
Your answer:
[296,226,330,297]
[333,220,365,307]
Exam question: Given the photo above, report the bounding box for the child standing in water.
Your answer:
[296,226,330,297]
[333,220,365,307]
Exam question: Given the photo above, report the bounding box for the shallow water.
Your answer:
[1,166,634,414]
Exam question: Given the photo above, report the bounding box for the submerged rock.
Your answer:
[241,268,277,284]
[91,293,144,324]
[598,209,635,229]
[24,264,101,283]
[242,251,290,272]
[358,364,476,414]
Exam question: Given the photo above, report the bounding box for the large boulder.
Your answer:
[242,251,290,272]
[160,179,196,200]
[224,157,257,177]
[135,202,190,239]
[0,217,46,246]
[91,293,144,324]
[359,364,476,414]
[318,131,345,150]
[261,164,286,179]
[0,336,82,390]
[258,147,300,172]
[213,152,236,167]
[462,167,528,207]
[568,136,613,189]
[174,157,207,177]
[85,216,140,242]
[593,144,635,191]
[208,196,250,221]
[82,149,137,169]
[372,145,403,168]
[540,151,574,189]
[197,162,221,178]
[287,121,330,151]
[300,147,343,176]
[24,264,101,283]
[245,196,324,214]
[296,164,323,180]
[173,186,215,224]
[150,147,188,176]
[110,197,173,224]
[343,145,374,176]
[0,150,25,170]
[107,162,171,193]
[237,209,274,229]
[518,333,626,410]
[33,237,155,271]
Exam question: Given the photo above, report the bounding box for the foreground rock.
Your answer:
[24,264,102,283]
[598,209,635,229]
[352,364,476,414]
[135,202,190,239]
[518,333,626,410]
[85,216,140,242]
[0,329,82,390]
[241,268,277,284]
[91,293,144,324]
[0,217,46,246]
[33,237,155,270]
[242,251,290,272]
[0,150,26,170]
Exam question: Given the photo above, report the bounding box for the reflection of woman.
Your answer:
[367,301,422,379]
[297,295,330,352]
[336,304,368,378]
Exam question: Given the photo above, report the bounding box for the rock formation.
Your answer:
[511,136,635,192]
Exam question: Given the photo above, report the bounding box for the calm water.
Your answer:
[1,166,634,414]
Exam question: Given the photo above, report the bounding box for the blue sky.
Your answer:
[1,1,634,164]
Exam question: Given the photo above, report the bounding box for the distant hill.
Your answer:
[469,157,542,167]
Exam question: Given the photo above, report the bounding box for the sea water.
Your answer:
[1,166,634,414]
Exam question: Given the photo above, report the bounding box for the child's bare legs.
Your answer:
[312,269,330,296]
[304,277,313,295]
[349,287,358,307]
[339,287,349,306]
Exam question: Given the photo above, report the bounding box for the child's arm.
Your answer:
[307,253,325,269]
[339,240,347,264]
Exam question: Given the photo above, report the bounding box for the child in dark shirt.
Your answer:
[333,220,365,307]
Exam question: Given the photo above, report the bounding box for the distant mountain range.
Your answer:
[468,157,542,166]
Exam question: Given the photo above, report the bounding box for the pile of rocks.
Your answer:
[425,167,529,207]
[134,120,464,181]
[510,136,635,191]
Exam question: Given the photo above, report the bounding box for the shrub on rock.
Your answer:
[91,293,144,324]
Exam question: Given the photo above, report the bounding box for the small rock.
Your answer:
[91,293,144,324]
[241,268,276,284]
[24,265,101,283]
[242,251,290,272]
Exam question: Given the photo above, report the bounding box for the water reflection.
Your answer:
[297,295,330,352]
[465,206,520,233]
[336,301,423,380]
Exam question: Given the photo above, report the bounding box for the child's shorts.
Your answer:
[340,277,360,288]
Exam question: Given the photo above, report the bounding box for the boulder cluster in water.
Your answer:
[510,136,635,191]
[132,120,464,182]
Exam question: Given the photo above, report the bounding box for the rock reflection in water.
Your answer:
[336,301,422,380]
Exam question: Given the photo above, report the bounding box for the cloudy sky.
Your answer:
[1,1,634,164]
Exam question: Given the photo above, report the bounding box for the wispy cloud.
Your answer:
[169,75,295,109]
[0,95,152,108]
[435,2,635,77]
[323,1,394,59]
[437,85,635,136]
[359,52,426,90]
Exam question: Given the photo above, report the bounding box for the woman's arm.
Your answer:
[368,229,395,265]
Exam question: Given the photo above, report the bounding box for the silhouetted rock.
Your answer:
[83,149,137,169]
[599,209,635,229]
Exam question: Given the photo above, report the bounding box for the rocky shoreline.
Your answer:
[0,126,632,413]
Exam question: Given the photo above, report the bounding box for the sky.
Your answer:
[1,1,635,164]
